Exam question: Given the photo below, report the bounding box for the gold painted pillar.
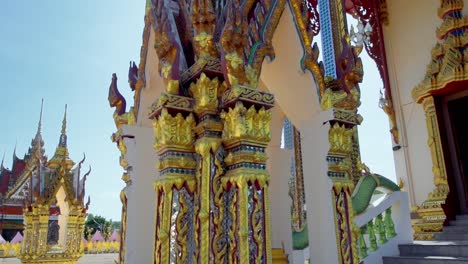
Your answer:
[150,93,197,264]
[422,97,448,192]
[411,96,448,239]
[220,85,274,263]
[327,118,360,264]
[118,191,127,264]
[20,204,54,262]
[65,205,85,257]
[150,76,275,263]
[190,73,224,264]
[318,0,365,262]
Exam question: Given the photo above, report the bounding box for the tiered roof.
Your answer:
[0,103,90,210]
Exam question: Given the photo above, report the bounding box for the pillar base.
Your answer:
[412,195,446,240]
[272,248,289,264]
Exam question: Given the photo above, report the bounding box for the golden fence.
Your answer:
[0,243,22,258]
[82,241,120,254]
[0,241,120,258]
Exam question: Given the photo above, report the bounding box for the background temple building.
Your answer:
[109,0,468,263]
[0,103,90,245]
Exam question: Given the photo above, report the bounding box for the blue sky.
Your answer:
[0,1,145,221]
[0,2,396,221]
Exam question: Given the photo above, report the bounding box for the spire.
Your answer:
[48,104,74,170]
[33,100,44,146]
[13,141,17,161]
[1,152,5,171]
[29,100,46,162]
[37,99,44,137]
[59,105,67,147]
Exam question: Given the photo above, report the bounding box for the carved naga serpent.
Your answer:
[352,172,400,215]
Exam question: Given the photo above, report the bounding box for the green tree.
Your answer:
[84,214,118,240]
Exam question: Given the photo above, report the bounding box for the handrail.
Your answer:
[354,191,412,263]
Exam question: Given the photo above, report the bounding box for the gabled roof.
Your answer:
[1,103,90,211]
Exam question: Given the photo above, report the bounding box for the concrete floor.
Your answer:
[0,254,118,263]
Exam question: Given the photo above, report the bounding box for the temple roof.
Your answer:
[0,103,90,209]
[10,232,23,244]
[109,230,120,242]
[25,99,47,164]
[91,230,105,242]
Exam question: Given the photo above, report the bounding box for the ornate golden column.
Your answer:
[150,93,197,264]
[316,0,365,262]
[118,191,127,264]
[220,85,274,263]
[150,78,275,263]
[190,73,224,264]
[66,205,85,257]
[144,0,286,262]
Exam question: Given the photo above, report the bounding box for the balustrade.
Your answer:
[353,191,412,263]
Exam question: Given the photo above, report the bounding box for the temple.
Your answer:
[0,102,90,263]
[109,0,468,263]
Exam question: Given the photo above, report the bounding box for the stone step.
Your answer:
[444,225,468,233]
[399,243,468,257]
[383,256,468,264]
[457,215,468,221]
[435,232,468,240]
[450,220,468,226]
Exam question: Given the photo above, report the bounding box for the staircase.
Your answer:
[383,215,468,263]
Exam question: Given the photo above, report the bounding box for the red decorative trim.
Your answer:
[346,0,392,104]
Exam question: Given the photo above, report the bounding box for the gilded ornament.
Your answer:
[410,0,468,240]
[222,85,275,108]
[321,88,348,110]
[329,123,354,154]
[221,102,272,146]
[288,0,326,95]
[152,109,196,151]
[189,73,224,115]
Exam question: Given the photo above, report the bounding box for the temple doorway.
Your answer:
[440,90,468,215]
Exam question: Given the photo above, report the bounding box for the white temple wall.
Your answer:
[301,109,338,264]
[260,4,338,263]
[121,125,157,264]
[56,186,69,249]
[383,0,440,206]
[266,104,294,260]
[137,27,165,128]
[260,3,321,130]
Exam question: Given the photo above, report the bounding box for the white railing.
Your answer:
[354,191,412,264]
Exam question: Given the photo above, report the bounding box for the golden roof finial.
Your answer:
[37,99,44,135]
[48,104,74,170]
[1,151,5,170]
[13,140,17,160]
[32,99,45,148]
[59,104,67,147]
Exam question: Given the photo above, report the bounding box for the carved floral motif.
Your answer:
[153,109,196,151]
